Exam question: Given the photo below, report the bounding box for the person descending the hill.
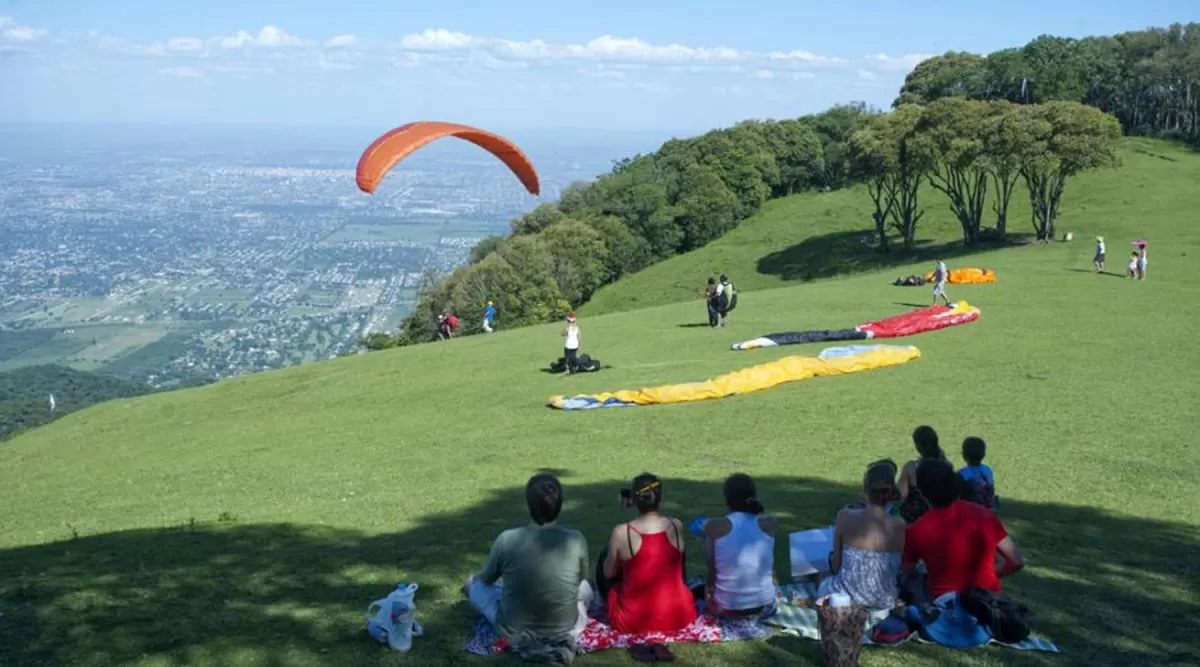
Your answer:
[704,277,719,328]
[717,275,737,327]
[1093,236,1106,273]
[436,314,451,341]
[562,313,582,374]
[483,301,497,333]
[931,259,951,307]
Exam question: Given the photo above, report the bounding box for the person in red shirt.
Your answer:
[597,473,696,660]
[901,459,1024,598]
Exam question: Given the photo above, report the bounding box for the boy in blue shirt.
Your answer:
[959,436,997,510]
[483,301,496,333]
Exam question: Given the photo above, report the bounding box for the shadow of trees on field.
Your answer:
[756,230,1019,282]
[1,474,1197,667]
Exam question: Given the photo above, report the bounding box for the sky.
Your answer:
[1,0,1193,134]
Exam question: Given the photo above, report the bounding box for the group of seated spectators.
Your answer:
[463,425,1022,660]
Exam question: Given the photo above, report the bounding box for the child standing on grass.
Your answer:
[1127,251,1139,279]
[959,436,997,510]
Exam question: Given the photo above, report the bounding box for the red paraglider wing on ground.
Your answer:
[857,304,980,338]
[356,121,540,195]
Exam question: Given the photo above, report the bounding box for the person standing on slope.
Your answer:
[717,275,737,327]
[1093,236,1106,273]
[931,259,951,307]
[483,301,497,333]
[704,277,719,328]
[563,313,582,374]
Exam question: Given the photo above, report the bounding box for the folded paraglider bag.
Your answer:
[893,275,926,286]
[548,354,602,373]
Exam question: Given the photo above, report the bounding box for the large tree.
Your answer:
[1014,101,1123,241]
[848,105,929,251]
[912,97,991,244]
[894,52,987,107]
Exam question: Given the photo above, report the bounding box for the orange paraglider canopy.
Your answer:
[356,121,540,196]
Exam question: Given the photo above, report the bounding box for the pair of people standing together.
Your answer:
[704,275,737,327]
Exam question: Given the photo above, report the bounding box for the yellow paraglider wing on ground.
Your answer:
[548,345,920,410]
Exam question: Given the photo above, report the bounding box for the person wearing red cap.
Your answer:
[562,313,581,374]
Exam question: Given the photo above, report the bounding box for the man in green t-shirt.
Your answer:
[464,473,593,643]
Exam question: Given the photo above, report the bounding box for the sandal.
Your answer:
[628,644,656,662]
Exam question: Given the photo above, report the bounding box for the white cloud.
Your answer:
[751,69,775,80]
[858,69,878,81]
[768,49,841,64]
[325,34,357,48]
[218,26,307,49]
[399,29,744,66]
[1,15,48,42]
[401,28,475,50]
[158,66,205,78]
[864,52,934,72]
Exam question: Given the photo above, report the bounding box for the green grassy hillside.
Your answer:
[2,138,1199,666]
[582,137,1199,316]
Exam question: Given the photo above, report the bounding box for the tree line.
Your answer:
[0,365,152,442]
[364,103,879,347]
[848,98,1121,249]
[895,23,1200,144]
[362,22,1187,350]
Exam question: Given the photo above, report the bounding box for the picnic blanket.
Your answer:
[767,584,1059,653]
[463,603,771,656]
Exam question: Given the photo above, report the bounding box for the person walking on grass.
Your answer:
[703,277,719,328]
[562,313,581,374]
[1093,236,1106,273]
[931,259,951,307]
[483,301,496,333]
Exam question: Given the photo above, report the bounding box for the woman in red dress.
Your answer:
[597,473,697,639]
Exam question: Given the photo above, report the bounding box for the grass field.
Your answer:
[1,138,1198,667]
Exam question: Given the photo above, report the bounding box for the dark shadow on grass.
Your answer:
[677,323,715,329]
[756,230,1024,283]
[1066,269,1124,278]
[1,476,1196,667]
[893,302,930,309]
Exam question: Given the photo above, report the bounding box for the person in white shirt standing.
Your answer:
[1093,236,1106,273]
[931,259,951,307]
[562,313,581,374]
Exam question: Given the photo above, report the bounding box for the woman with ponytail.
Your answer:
[897,425,948,524]
[598,473,697,638]
[702,473,779,618]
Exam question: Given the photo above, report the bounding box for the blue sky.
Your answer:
[2,1,1192,133]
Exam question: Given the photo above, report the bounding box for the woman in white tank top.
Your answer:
[703,473,778,617]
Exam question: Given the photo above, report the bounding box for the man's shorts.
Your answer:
[933,282,946,296]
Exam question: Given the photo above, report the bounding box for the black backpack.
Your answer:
[960,588,1030,644]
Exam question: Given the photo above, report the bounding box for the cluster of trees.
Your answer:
[362,22,1189,351]
[896,23,1200,144]
[0,365,151,442]
[364,103,880,347]
[848,98,1122,249]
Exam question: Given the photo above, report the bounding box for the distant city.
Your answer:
[0,123,665,387]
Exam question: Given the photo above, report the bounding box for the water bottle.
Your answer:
[386,582,419,652]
